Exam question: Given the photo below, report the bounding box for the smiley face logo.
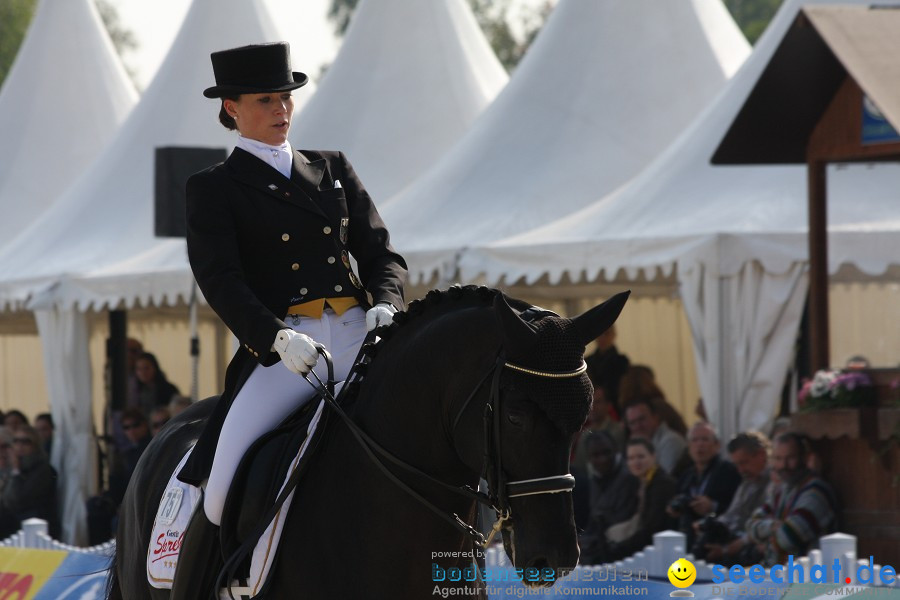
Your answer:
[668,558,696,588]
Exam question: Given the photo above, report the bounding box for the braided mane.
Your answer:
[355,285,591,435]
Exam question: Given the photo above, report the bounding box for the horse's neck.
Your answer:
[355,307,499,478]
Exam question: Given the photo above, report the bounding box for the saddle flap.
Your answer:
[219,398,324,575]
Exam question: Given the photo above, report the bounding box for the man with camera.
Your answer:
[666,422,741,552]
[698,431,773,564]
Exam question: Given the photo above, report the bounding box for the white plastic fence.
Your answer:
[5,520,900,590]
[0,518,115,556]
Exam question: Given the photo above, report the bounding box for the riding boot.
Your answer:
[170,503,222,600]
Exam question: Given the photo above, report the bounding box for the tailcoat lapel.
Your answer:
[225,147,327,219]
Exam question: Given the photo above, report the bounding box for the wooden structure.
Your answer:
[713,5,900,371]
[714,4,900,567]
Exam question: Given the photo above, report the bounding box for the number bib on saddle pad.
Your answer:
[147,449,202,587]
[146,399,327,597]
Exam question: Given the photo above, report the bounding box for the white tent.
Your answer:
[0,0,137,243]
[383,0,750,285]
[461,0,900,445]
[289,0,508,202]
[0,0,318,545]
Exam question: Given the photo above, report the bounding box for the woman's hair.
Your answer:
[626,436,655,455]
[219,94,240,130]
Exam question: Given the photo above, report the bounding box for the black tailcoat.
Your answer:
[178,148,407,485]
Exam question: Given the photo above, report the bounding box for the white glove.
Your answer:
[271,328,319,375]
[366,302,397,331]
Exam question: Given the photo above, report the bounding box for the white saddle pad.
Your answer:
[147,398,326,597]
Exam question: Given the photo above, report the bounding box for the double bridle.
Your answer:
[305,341,586,548]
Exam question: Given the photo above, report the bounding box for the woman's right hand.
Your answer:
[271,329,320,375]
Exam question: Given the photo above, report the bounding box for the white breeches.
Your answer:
[204,306,367,525]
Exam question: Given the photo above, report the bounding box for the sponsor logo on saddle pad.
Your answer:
[147,399,327,597]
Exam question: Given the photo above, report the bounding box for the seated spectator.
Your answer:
[585,325,630,417]
[34,413,54,456]
[667,422,741,549]
[624,397,689,476]
[3,410,28,433]
[746,433,837,566]
[0,426,59,538]
[168,394,193,418]
[88,408,153,545]
[109,408,152,505]
[619,365,688,436]
[135,352,181,419]
[698,431,772,564]
[577,431,639,562]
[571,388,625,474]
[605,437,677,561]
[150,406,171,437]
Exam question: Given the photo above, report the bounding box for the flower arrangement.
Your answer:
[797,369,875,411]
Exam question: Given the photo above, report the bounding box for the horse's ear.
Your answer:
[570,291,631,347]
[494,293,538,352]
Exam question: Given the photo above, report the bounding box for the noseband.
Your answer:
[460,354,583,545]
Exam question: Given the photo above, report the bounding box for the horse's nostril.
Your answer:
[523,557,556,588]
[526,557,549,571]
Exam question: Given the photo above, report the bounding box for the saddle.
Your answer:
[218,395,330,594]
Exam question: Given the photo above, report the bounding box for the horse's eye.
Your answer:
[507,412,525,428]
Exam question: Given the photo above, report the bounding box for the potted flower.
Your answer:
[797,369,875,411]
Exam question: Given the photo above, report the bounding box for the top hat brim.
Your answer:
[203,72,308,98]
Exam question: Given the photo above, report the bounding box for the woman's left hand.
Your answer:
[366,303,397,331]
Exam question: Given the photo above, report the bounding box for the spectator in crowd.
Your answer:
[3,410,28,433]
[150,406,171,437]
[0,426,59,538]
[619,365,687,436]
[585,325,630,417]
[624,397,689,476]
[34,413,54,456]
[746,432,837,566]
[668,422,741,548]
[168,395,193,418]
[134,352,181,418]
[604,437,678,561]
[571,388,625,474]
[88,408,154,544]
[699,431,772,564]
[0,428,14,537]
[577,431,639,561]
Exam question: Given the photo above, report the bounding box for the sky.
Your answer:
[108,0,342,89]
[107,0,554,90]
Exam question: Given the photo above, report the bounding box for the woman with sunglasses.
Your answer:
[0,425,59,538]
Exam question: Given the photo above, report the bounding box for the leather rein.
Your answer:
[306,339,585,548]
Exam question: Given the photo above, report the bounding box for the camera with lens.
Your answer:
[691,515,734,560]
[667,493,693,515]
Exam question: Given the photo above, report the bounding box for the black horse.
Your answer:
[108,286,628,599]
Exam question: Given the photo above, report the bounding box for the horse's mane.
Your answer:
[382,284,501,337]
[351,285,591,435]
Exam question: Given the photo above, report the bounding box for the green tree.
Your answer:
[724,0,784,45]
[327,0,552,72]
[0,0,138,91]
[0,0,38,88]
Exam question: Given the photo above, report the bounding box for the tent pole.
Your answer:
[806,160,829,372]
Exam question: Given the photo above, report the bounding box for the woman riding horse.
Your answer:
[109,286,629,599]
[172,42,406,598]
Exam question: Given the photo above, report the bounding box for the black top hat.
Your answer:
[203,42,308,99]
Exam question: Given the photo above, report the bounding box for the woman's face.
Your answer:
[225,92,294,145]
[135,358,156,385]
[626,444,655,478]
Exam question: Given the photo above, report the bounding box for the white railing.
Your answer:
[0,518,115,556]
[486,529,900,588]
